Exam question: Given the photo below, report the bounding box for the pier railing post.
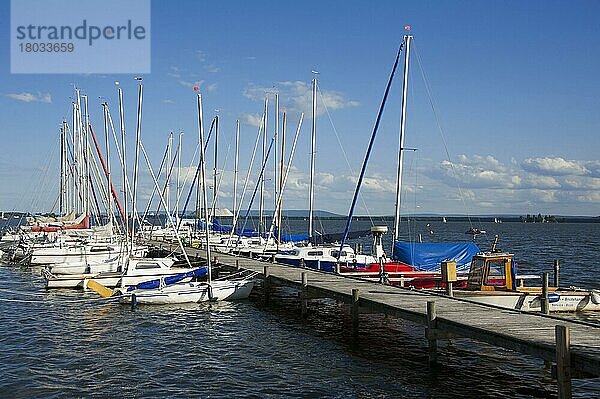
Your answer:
[301,272,308,318]
[542,272,550,314]
[441,261,456,298]
[426,301,437,365]
[555,325,572,399]
[263,265,271,305]
[554,259,560,287]
[351,288,359,337]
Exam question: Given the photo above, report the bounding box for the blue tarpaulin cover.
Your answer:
[392,241,480,272]
[127,267,209,291]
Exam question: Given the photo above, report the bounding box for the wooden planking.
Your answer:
[150,240,600,377]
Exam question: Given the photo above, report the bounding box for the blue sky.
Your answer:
[1,0,599,216]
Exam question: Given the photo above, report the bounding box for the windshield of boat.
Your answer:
[485,259,506,286]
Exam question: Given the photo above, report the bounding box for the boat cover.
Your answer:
[392,241,480,272]
[127,267,208,291]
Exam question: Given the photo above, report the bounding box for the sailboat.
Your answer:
[336,32,480,285]
[115,93,257,305]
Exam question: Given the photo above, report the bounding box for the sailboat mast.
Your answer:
[212,115,219,226]
[117,86,128,237]
[308,77,317,240]
[102,102,112,226]
[392,34,413,247]
[197,93,212,282]
[83,95,90,220]
[233,120,239,230]
[167,132,173,218]
[59,122,66,215]
[260,97,268,237]
[176,132,183,222]
[274,93,279,223]
[75,90,83,215]
[131,82,143,251]
[277,112,286,248]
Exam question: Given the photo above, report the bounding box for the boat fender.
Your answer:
[590,290,600,305]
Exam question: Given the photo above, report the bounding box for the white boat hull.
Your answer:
[48,256,122,275]
[43,258,187,289]
[119,279,255,305]
[457,290,600,312]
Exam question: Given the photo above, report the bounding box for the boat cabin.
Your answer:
[466,252,516,291]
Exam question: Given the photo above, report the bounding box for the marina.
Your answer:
[2,1,600,398]
[1,221,600,398]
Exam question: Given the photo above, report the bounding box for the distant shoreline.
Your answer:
[2,212,598,224]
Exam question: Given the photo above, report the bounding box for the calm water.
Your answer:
[1,221,599,398]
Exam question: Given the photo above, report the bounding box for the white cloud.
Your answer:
[240,113,263,128]
[522,157,588,176]
[243,81,358,116]
[163,99,175,104]
[178,79,202,89]
[421,154,600,213]
[5,92,52,103]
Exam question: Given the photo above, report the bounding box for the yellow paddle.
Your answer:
[86,279,114,298]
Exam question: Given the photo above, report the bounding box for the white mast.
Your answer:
[197,93,212,283]
[71,98,78,214]
[274,93,279,222]
[102,102,112,227]
[308,76,317,241]
[117,84,128,240]
[392,34,413,247]
[211,115,219,225]
[75,90,83,215]
[259,97,268,237]
[83,95,91,220]
[166,132,173,218]
[277,112,286,248]
[59,122,66,215]
[233,120,240,230]
[176,132,183,223]
[131,82,143,251]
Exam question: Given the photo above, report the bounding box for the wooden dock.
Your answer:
[151,240,600,398]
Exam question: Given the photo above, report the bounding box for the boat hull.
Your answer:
[456,290,600,312]
[119,279,255,305]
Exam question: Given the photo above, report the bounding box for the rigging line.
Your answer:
[338,40,405,258]
[317,86,376,227]
[209,127,234,219]
[413,42,474,229]
[29,136,60,212]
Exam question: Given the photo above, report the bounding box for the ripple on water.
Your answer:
[1,222,600,398]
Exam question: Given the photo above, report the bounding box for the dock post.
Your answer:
[236,259,240,271]
[263,265,271,304]
[427,301,437,365]
[556,325,572,399]
[445,281,454,297]
[300,258,305,269]
[301,272,308,318]
[351,289,359,337]
[542,272,550,314]
[131,294,137,311]
[441,261,456,298]
[553,259,560,287]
